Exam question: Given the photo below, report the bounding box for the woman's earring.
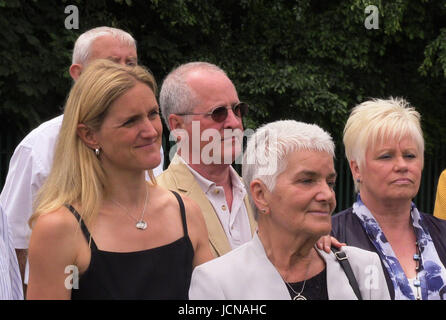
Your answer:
[356,178,361,183]
[95,148,100,157]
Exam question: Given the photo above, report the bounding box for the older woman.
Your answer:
[332,97,446,300]
[26,60,213,299]
[189,120,389,300]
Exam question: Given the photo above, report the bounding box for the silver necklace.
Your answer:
[285,279,307,300]
[283,259,311,300]
[111,184,148,230]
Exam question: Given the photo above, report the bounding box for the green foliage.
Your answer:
[1,0,446,152]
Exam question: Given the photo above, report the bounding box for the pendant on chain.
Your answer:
[293,293,307,300]
[136,220,147,230]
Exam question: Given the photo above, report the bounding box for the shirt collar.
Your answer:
[178,155,246,196]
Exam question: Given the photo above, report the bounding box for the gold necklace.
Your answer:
[111,184,149,230]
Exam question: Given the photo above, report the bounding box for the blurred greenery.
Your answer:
[1,0,446,211]
[1,0,446,149]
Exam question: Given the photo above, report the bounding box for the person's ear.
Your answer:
[69,64,83,81]
[168,114,185,131]
[168,114,187,143]
[76,123,99,150]
[349,160,361,182]
[250,179,271,215]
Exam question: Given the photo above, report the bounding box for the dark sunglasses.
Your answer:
[176,102,248,123]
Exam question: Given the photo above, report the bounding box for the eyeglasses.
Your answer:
[175,102,248,123]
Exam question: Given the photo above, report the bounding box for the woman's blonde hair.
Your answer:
[343,97,424,192]
[29,59,157,228]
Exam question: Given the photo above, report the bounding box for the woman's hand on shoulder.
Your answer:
[27,206,83,300]
[182,196,214,267]
[316,235,346,253]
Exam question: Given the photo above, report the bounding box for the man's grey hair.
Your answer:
[72,26,136,65]
[159,62,227,129]
[242,120,335,220]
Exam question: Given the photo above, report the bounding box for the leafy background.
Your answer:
[1,0,446,211]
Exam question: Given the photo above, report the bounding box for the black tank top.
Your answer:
[67,191,194,300]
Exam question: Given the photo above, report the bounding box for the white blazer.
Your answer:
[189,233,390,300]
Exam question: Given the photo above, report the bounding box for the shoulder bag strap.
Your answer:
[331,246,363,300]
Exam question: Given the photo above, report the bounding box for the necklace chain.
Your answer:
[413,241,422,300]
[283,258,312,301]
[285,279,307,300]
[110,184,148,230]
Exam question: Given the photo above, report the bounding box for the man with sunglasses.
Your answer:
[157,62,257,257]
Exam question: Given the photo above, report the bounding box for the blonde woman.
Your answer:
[27,60,212,299]
[332,97,446,300]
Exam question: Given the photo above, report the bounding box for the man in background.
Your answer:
[157,62,256,257]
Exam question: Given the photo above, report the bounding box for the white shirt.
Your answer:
[180,157,252,249]
[0,207,23,300]
[0,114,164,282]
[0,115,63,250]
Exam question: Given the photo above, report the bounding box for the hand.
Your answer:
[316,235,346,253]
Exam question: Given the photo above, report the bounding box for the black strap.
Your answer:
[331,246,363,300]
[170,191,188,237]
[65,204,98,251]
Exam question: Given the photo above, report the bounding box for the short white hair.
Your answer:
[159,62,227,130]
[72,26,136,65]
[242,120,335,219]
[343,97,424,192]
